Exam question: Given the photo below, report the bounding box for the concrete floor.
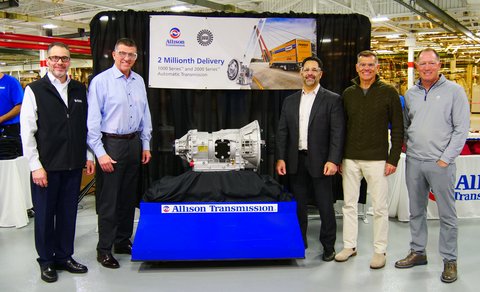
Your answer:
[1,193,479,292]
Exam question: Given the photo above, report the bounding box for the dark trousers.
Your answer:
[96,135,141,255]
[290,152,336,250]
[31,168,83,267]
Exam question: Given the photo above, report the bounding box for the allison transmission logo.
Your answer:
[169,27,181,38]
[166,27,185,47]
[197,29,213,46]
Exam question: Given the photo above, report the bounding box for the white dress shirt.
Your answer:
[20,72,94,171]
[298,83,320,150]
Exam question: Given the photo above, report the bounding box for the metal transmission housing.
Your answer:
[227,59,254,85]
[174,120,265,172]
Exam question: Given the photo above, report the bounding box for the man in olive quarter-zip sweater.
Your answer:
[395,48,469,284]
[335,50,404,269]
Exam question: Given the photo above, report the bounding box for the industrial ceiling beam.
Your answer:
[0,11,89,29]
[0,40,91,54]
[392,0,453,33]
[414,0,480,43]
[0,32,90,47]
[178,0,246,12]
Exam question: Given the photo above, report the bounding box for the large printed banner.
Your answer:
[149,15,316,90]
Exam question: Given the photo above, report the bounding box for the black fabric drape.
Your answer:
[143,171,292,203]
[89,11,371,205]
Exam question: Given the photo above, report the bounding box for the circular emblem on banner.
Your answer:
[170,28,181,39]
[163,206,170,212]
[197,29,213,46]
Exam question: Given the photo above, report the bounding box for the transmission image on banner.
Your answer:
[149,15,317,90]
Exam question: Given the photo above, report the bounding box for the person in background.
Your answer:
[395,48,470,283]
[276,56,345,261]
[0,72,23,137]
[335,50,403,269]
[20,42,94,283]
[87,38,152,269]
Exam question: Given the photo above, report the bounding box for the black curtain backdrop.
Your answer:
[89,11,371,203]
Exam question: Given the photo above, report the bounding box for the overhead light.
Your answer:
[417,31,441,35]
[0,62,5,65]
[100,15,109,21]
[322,39,331,43]
[430,36,457,39]
[376,50,395,54]
[386,34,401,38]
[171,5,190,11]
[42,24,58,29]
[29,70,34,73]
[371,16,390,22]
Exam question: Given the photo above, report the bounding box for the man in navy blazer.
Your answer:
[276,56,345,261]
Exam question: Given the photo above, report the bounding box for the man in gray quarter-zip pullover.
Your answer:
[395,48,470,284]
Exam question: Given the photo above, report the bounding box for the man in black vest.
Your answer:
[20,42,94,283]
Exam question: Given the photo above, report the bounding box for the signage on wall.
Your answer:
[149,15,317,90]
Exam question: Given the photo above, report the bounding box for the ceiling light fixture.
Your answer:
[42,24,58,29]
[371,17,390,22]
[171,5,190,11]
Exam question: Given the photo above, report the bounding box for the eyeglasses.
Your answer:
[301,67,321,73]
[115,50,138,60]
[48,56,71,62]
[418,61,439,68]
[357,63,377,68]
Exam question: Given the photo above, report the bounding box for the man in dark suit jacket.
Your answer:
[276,56,345,262]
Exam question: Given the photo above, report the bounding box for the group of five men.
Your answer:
[276,48,469,283]
[3,40,468,284]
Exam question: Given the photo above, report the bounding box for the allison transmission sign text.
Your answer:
[161,204,278,213]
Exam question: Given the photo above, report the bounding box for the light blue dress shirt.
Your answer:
[87,65,152,158]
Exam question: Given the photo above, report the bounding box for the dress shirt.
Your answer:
[87,65,152,158]
[20,72,94,171]
[298,83,320,150]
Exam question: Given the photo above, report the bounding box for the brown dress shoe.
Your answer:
[441,259,457,283]
[97,254,120,269]
[395,249,427,268]
[114,244,132,255]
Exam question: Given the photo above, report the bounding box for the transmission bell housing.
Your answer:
[174,120,265,172]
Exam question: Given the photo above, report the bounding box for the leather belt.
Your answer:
[299,150,308,155]
[103,132,136,140]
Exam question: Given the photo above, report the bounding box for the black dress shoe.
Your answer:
[114,244,132,255]
[323,250,336,262]
[41,264,57,283]
[97,254,120,269]
[56,258,88,273]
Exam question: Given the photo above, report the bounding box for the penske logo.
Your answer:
[161,204,278,213]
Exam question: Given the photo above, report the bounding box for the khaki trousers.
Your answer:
[342,159,389,254]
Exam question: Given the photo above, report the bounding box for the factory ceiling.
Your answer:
[2,0,480,68]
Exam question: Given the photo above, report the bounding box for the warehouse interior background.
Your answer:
[2,0,480,99]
